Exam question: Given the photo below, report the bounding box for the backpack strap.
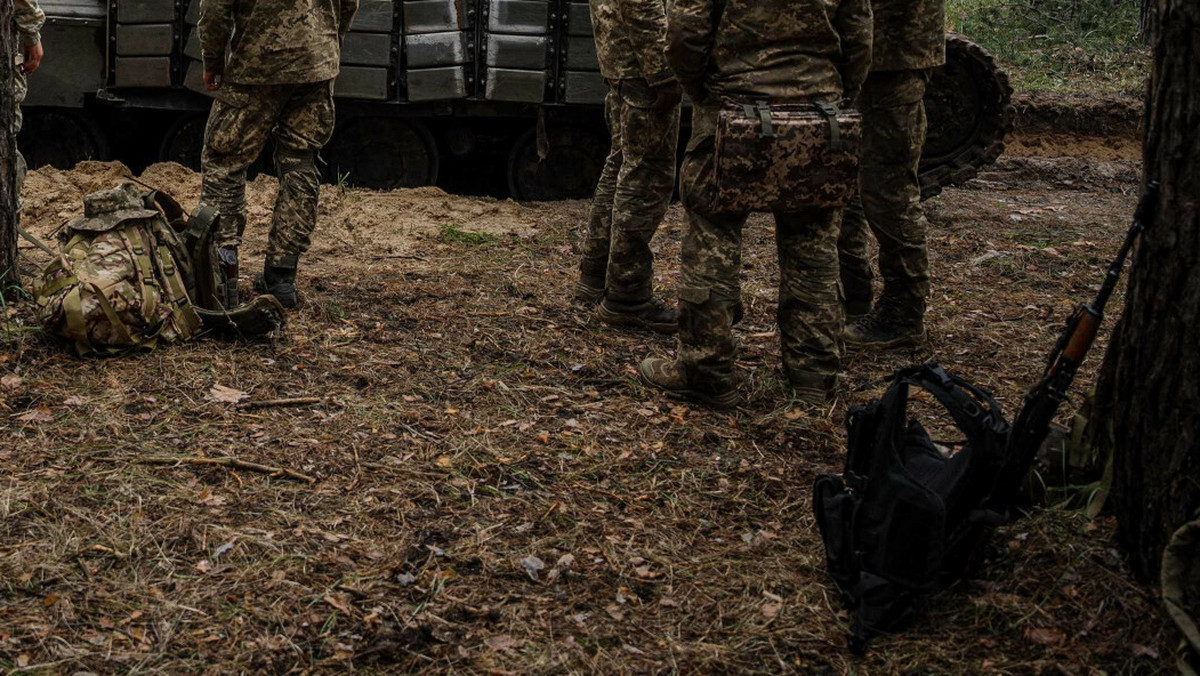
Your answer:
[120,225,162,330]
[61,286,93,355]
[895,363,1009,452]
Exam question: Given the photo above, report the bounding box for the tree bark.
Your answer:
[0,1,18,289]
[1095,0,1200,583]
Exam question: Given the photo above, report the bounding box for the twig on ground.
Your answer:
[237,397,323,410]
[133,456,317,483]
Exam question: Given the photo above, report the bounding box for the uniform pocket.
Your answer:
[205,85,260,157]
[619,78,656,109]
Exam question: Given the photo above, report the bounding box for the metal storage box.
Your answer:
[335,66,392,100]
[117,0,175,23]
[403,0,468,33]
[341,32,395,66]
[405,31,470,68]
[485,34,546,70]
[114,56,173,87]
[486,0,548,34]
[407,66,468,100]
[484,67,546,103]
[352,0,396,32]
[115,23,174,56]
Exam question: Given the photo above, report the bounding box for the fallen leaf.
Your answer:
[207,384,249,404]
[1025,626,1065,646]
[63,395,86,406]
[1,373,21,390]
[521,555,545,581]
[762,601,782,619]
[324,593,354,615]
[605,604,625,621]
[435,455,453,468]
[194,559,213,574]
[484,634,520,651]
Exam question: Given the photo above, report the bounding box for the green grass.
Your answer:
[438,224,498,246]
[948,0,1148,95]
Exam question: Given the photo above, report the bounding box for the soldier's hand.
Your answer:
[651,81,684,114]
[22,42,43,75]
[203,70,222,91]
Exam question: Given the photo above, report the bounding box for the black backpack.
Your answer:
[813,363,1012,653]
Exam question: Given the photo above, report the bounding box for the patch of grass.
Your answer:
[948,0,1148,95]
[439,224,498,246]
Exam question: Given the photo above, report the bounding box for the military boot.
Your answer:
[596,296,678,334]
[216,245,240,308]
[574,272,606,305]
[255,257,299,309]
[841,269,873,320]
[786,370,837,406]
[639,357,739,410]
[843,291,926,350]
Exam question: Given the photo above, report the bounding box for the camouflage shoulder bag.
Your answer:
[713,100,862,212]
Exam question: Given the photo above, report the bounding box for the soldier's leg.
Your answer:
[837,194,874,318]
[200,84,281,307]
[577,85,624,303]
[14,67,27,214]
[597,78,681,332]
[638,114,744,409]
[845,69,931,349]
[776,207,843,401]
[258,80,335,307]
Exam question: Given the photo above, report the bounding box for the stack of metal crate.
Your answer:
[480,0,552,103]
[403,0,472,101]
[112,0,179,88]
[558,1,603,104]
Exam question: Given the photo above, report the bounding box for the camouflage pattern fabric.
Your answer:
[579,78,680,303]
[665,0,872,105]
[870,0,945,71]
[34,183,203,355]
[199,0,358,85]
[12,0,44,204]
[837,70,931,302]
[200,80,335,268]
[589,0,674,85]
[714,103,862,212]
[674,104,842,393]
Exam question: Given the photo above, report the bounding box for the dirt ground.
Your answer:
[0,124,1173,674]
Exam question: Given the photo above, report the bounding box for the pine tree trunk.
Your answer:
[0,2,18,289]
[1095,0,1200,583]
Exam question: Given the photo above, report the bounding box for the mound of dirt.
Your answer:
[20,162,543,268]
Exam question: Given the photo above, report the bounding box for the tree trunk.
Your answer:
[1095,0,1200,583]
[0,1,18,289]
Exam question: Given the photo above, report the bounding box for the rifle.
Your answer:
[994,182,1160,505]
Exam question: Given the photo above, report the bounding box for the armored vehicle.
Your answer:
[21,1,1013,200]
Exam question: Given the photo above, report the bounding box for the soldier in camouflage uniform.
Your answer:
[639,0,871,408]
[576,0,682,333]
[836,0,945,348]
[198,0,358,308]
[12,0,45,209]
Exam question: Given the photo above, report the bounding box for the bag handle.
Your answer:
[742,100,776,139]
[815,101,844,152]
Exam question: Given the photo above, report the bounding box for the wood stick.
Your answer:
[237,397,322,410]
[135,456,316,483]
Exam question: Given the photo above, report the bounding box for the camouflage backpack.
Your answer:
[34,182,284,355]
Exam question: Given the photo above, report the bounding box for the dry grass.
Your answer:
[0,147,1171,673]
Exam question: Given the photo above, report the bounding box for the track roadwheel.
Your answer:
[919,33,1015,200]
[508,125,608,201]
[18,109,109,169]
[160,113,208,171]
[323,117,439,189]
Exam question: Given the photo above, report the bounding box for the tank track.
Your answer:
[918,33,1016,200]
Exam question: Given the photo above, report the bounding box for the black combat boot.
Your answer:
[638,357,739,410]
[217,245,240,308]
[843,291,926,350]
[255,257,299,309]
[841,269,873,320]
[574,272,606,305]
[596,296,678,334]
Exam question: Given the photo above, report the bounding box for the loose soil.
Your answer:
[0,133,1172,673]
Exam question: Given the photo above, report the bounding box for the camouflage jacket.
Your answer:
[13,0,45,49]
[199,0,359,85]
[666,0,872,105]
[871,0,945,71]
[590,0,674,86]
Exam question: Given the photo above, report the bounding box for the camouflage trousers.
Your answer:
[201,79,335,268]
[837,69,931,301]
[14,63,27,209]
[674,105,842,393]
[579,78,680,303]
